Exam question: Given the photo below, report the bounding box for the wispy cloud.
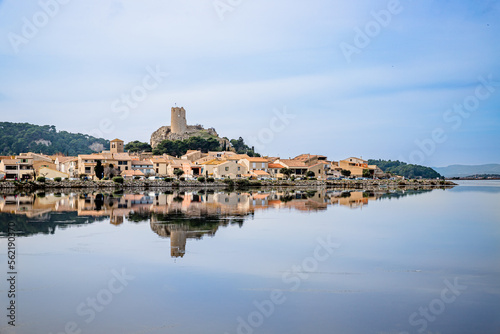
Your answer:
[0,0,499,165]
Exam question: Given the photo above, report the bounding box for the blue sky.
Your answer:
[0,0,499,166]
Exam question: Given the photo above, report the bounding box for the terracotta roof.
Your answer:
[121,170,144,177]
[308,161,330,168]
[202,159,227,166]
[278,159,308,168]
[132,160,153,166]
[79,155,105,160]
[252,170,271,176]
[294,154,327,161]
[150,158,168,163]
[252,194,270,200]
[243,157,269,163]
[111,138,124,142]
[112,153,131,161]
[1,159,19,165]
[268,163,285,169]
[227,155,250,161]
[56,156,77,163]
[342,157,368,163]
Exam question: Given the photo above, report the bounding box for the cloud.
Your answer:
[0,0,499,165]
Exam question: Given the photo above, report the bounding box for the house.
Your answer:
[338,157,384,178]
[293,154,328,166]
[0,158,31,180]
[306,161,330,179]
[131,160,155,176]
[181,150,204,162]
[201,160,248,179]
[38,167,69,179]
[268,163,286,179]
[251,170,272,179]
[208,151,237,159]
[239,157,269,173]
[274,159,308,177]
[166,160,202,178]
[55,157,78,178]
[121,169,145,179]
[77,154,106,179]
[150,157,169,176]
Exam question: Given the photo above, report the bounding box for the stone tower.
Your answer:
[171,107,187,134]
[110,138,124,153]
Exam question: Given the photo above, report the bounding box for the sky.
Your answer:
[0,0,499,167]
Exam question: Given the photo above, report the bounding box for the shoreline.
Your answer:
[0,179,457,192]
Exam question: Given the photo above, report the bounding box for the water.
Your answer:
[0,182,499,334]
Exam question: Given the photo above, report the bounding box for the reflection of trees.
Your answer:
[0,213,106,237]
[378,189,433,200]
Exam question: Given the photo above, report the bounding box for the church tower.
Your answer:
[171,107,187,134]
[110,139,124,153]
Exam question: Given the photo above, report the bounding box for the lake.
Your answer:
[1,181,499,334]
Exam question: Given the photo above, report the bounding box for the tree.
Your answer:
[152,137,222,156]
[95,160,104,180]
[341,169,351,177]
[362,169,372,178]
[0,122,109,155]
[104,163,118,179]
[125,141,152,153]
[173,169,185,180]
[280,168,293,179]
[367,159,442,179]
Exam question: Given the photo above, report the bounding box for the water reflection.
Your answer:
[1,188,436,257]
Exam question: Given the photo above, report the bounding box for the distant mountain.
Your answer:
[433,164,500,178]
[368,159,442,179]
[0,122,109,156]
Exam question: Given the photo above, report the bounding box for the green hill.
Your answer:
[0,122,109,156]
[432,164,500,178]
[368,159,442,179]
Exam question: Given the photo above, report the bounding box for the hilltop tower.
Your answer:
[171,107,187,134]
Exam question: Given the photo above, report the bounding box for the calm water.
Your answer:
[0,181,499,334]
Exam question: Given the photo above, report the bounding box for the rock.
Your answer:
[150,125,229,149]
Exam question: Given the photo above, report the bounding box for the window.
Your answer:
[85,167,91,173]
[125,166,128,170]
[225,167,229,171]
[156,168,159,173]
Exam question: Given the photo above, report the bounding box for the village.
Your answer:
[0,107,389,182]
[0,138,387,182]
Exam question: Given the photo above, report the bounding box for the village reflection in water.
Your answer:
[0,188,432,257]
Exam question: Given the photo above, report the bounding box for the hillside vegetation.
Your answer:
[0,122,109,156]
[432,164,500,178]
[368,159,442,179]
[151,136,260,157]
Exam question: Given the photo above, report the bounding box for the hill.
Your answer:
[368,159,442,179]
[0,122,109,156]
[432,164,500,178]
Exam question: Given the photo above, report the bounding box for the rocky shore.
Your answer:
[0,179,457,191]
